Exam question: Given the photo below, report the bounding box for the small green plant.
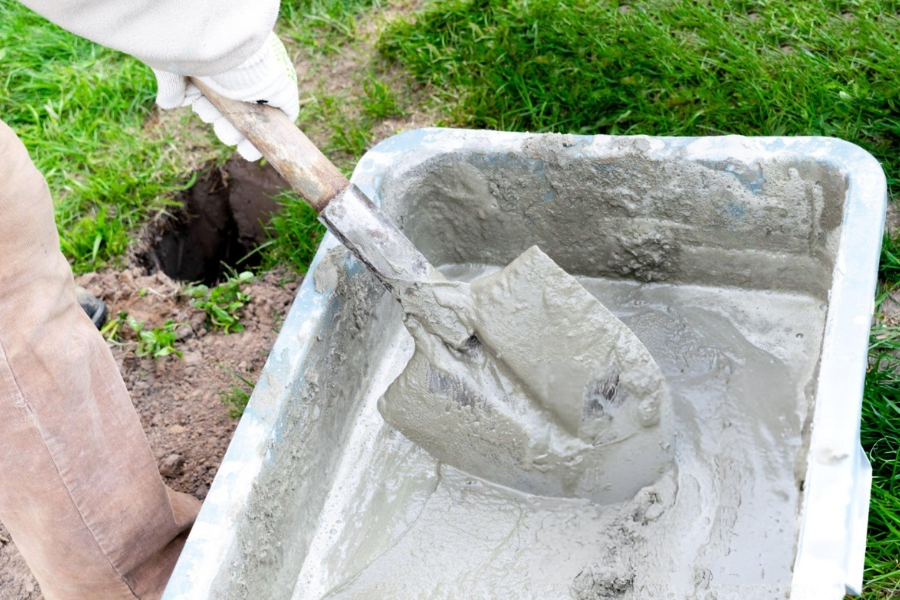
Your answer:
[256,191,327,273]
[100,310,129,344]
[219,372,256,418]
[881,231,900,285]
[330,118,370,156]
[190,270,255,334]
[59,207,130,271]
[127,317,182,359]
[362,76,401,119]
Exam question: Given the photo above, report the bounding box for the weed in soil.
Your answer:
[219,372,256,418]
[81,266,298,502]
[100,310,129,344]
[189,270,255,334]
[129,317,183,359]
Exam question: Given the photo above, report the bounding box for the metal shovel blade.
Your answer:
[378,246,674,504]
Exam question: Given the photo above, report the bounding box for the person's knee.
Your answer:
[0,120,38,181]
[0,119,60,267]
[0,120,50,210]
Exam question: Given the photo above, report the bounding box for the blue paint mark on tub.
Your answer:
[698,159,766,195]
[725,200,747,220]
[724,162,766,195]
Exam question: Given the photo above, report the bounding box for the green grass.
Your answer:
[219,372,256,418]
[362,75,403,119]
[0,1,210,272]
[280,0,380,53]
[865,325,900,597]
[381,0,900,189]
[873,234,900,598]
[256,191,327,274]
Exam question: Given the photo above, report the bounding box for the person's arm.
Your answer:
[19,0,279,75]
[20,0,297,161]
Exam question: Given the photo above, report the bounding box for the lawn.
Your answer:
[0,2,205,272]
[2,0,900,596]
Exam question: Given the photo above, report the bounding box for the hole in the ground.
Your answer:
[138,158,288,285]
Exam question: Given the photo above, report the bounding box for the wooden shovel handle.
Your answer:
[191,79,348,213]
[191,81,472,348]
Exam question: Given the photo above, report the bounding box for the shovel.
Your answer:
[195,81,674,504]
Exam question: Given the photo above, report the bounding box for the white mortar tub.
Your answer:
[164,130,885,600]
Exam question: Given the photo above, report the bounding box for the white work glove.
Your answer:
[153,32,299,162]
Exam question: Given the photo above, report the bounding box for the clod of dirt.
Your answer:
[159,454,185,478]
[138,158,289,285]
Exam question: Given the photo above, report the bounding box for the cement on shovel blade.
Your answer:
[379,246,673,504]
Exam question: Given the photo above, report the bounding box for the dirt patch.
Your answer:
[98,266,300,499]
[0,265,300,599]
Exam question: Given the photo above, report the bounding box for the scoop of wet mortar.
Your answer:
[379,246,674,504]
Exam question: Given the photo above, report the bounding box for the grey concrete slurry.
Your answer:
[292,265,823,600]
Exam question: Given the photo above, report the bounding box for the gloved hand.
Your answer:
[153,32,299,161]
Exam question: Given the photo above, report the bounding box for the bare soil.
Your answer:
[0,266,300,599]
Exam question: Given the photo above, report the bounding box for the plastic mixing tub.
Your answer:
[164,130,885,600]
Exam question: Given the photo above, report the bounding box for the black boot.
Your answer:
[75,286,107,329]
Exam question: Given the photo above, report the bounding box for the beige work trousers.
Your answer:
[0,119,200,599]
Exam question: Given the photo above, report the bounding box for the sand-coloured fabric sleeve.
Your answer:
[18,0,281,76]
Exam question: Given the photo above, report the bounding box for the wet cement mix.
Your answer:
[0,266,300,600]
[278,139,845,600]
[294,266,823,600]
